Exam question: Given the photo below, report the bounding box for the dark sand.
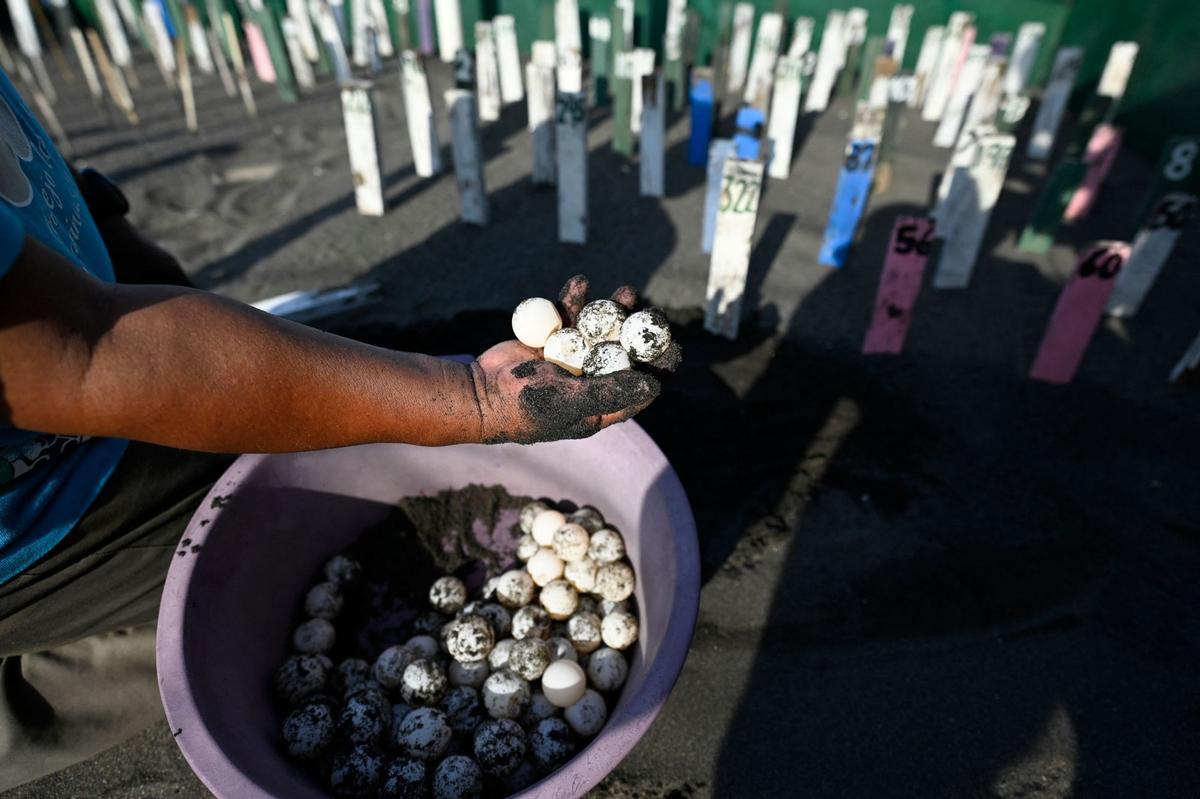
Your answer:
[5,48,1200,798]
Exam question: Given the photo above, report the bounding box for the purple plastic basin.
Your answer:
[156,422,700,798]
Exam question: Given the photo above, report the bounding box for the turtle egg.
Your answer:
[588,528,625,564]
[323,553,363,585]
[519,501,549,534]
[400,659,447,706]
[594,561,636,603]
[293,618,335,654]
[601,610,639,650]
[507,638,551,681]
[330,742,384,797]
[379,757,427,799]
[582,341,632,376]
[543,328,590,376]
[620,308,672,363]
[546,636,578,663]
[512,298,562,349]
[540,580,579,620]
[441,685,483,735]
[449,659,489,689]
[275,654,330,705]
[530,510,566,547]
[460,602,511,638]
[429,576,468,614]
[482,669,531,719]
[394,706,453,761]
[577,299,626,346]
[586,647,629,691]
[520,690,561,727]
[530,718,575,771]
[564,689,607,737]
[480,576,501,602]
[473,718,528,777]
[515,535,540,562]
[348,682,390,715]
[336,658,373,696]
[304,581,343,619]
[488,639,515,671]
[432,755,483,799]
[338,691,389,745]
[576,595,600,616]
[495,570,536,608]
[567,506,606,533]
[444,616,495,663]
[566,612,603,654]
[564,558,597,593]
[512,605,551,640]
[282,700,335,759]
[405,635,441,661]
[541,659,587,708]
[373,645,416,692]
[527,548,564,587]
[552,524,590,562]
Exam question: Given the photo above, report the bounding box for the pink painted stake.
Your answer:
[1064,124,1122,222]
[942,26,977,112]
[243,21,277,83]
[863,217,935,354]
[1030,241,1130,384]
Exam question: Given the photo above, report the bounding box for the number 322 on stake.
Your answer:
[705,159,765,339]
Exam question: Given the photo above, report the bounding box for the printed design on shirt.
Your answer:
[1,433,87,486]
[0,92,34,207]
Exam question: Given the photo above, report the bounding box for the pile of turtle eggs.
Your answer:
[274,502,638,798]
[511,297,673,375]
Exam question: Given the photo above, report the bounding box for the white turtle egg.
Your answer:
[563,689,607,737]
[566,611,602,654]
[588,528,626,564]
[494,570,536,608]
[546,636,577,663]
[482,670,531,719]
[488,638,515,671]
[527,548,564,587]
[539,580,579,620]
[594,561,636,603]
[512,298,562,349]
[519,500,549,534]
[515,535,540,562]
[541,659,587,708]
[601,610,639,650]
[582,341,632,376]
[564,557,597,593]
[551,523,590,562]
[530,510,566,547]
[576,300,626,346]
[619,308,672,363]
[543,328,590,376]
[449,659,490,689]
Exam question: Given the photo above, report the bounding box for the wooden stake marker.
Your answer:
[804,9,844,113]
[688,67,715,167]
[726,2,754,95]
[341,80,385,216]
[1030,241,1130,384]
[555,89,588,243]
[743,11,783,109]
[909,25,943,108]
[400,50,441,177]
[526,41,557,185]
[640,71,664,197]
[819,137,878,268]
[885,5,913,67]
[86,28,137,123]
[176,36,198,132]
[932,132,1015,289]
[223,12,259,118]
[703,138,734,253]
[933,44,987,148]
[494,15,523,104]
[766,54,804,180]
[663,0,687,110]
[1063,123,1122,222]
[706,157,763,339]
[1003,22,1044,98]
[69,27,104,104]
[629,48,655,136]
[282,18,316,89]
[1027,47,1082,160]
[446,86,489,225]
[475,20,501,122]
[588,16,610,106]
[787,16,813,58]
[922,13,973,123]
[863,216,934,354]
[433,0,462,62]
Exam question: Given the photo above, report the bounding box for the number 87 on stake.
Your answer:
[819,138,879,268]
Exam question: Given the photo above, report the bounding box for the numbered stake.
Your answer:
[314,0,352,82]
[340,81,385,216]
[286,0,321,61]
[556,90,588,243]
[932,43,988,147]
[445,87,489,225]
[863,216,935,354]
[804,9,845,113]
[400,51,441,177]
[526,47,556,185]
[433,0,462,62]
[663,0,688,110]
[932,132,1015,289]
[640,73,665,197]
[726,3,754,94]
[885,5,913,67]
[589,16,611,105]
[909,25,943,108]
[703,138,735,253]
[629,48,655,136]
[922,14,974,123]
[819,138,879,268]
[282,19,316,89]
[787,16,814,58]
[706,158,765,339]
[494,15,523,104]
[1003,22,1044,98]
[1063,124,1122,222]
[1027,46,1082,160]
[474,21,501,121]
[688,68,715,167]
[767,54,805,180]
[957,56,1005,144]
[1097,41,1138,100]
[1030,241,1130,384]
[612,49,634,156]
[743,11,783,109]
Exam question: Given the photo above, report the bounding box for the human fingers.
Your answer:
[609,285,638,313]
[557,274,590,327]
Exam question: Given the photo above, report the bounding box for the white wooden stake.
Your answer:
[446,87,489,224]
[922,11,972,122]
[86,28,137,124]
[933,43,988,148]
[932,132,1015,289]
[664,0,687,63]
[804,9,844,113]
[742,11,783,109]
[909,25,943,108]
[186,10,214,74]
[400,51,441,177]
[369,0,393,57]
[726,2,754,94]
[1097,41,1138,101]
[555,0,581,54]
[1170,330,1200,383]
[886,4,913,66]
[6,0,41,61]
[706,158,764,339]
[351,0,370,66]
[615,0,633,49]
[494,14,523,104]
[1003,22,1044,98]
[475,21,501,122]
[69,28,104,104]
[1108,193,1198,317]
[142,0,176,85]
[527,43,556,185]
[341,81,385,216]
[281,19,315,88]
[640,71,664,197]
[223,12,258,119]
[314,0,352,82]
[173,37,197,132]
[787,16,813,58]
[433,0,462,62]
[94,0,131,73]
[629,48,655,136]
[1027,47,1082,160]
[767,54,804,180]
[556,89,587,243]
[287,0,321,62]
[959,54,1006,141]
[207,27,238,98]
[702,138,734,252]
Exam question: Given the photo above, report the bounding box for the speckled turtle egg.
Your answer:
[582,341,632,376]
[443,615,494,663]
[530,718,576,772]
[494,570,536,609]
[391,702,414,732]
[564,689,607,738]
[333,658,371,696]
[429,576,468,615]
[413,611,451,638]
[520,690,560,728]
[373,645,416,693]
[527,549,564,587]
[588,528,625,564]
[347,681,391,716]
[594,562,636,603]
[401,659,448,706]
[275,654,330,705]
[337,690,389,745]
[543,328,590,376]
[440,686,483,735]
[620,308,672,363]
[480,576,501,602]
[379,757,428,799]
[394,707,452,761]
[459,602,511,639]
[473,718,527,777]
[541,659,587,708]
[507,638,551,681]
[487,638,515,671]
[405,635,441,662]
[330,742,384,798]
[551,524,590,562]
[566,612,602,655]
[515,535,540,562]
[293,618,336,655]
[586,647,628,691]
[482,670,531,719]
[601,610,639,650]
[530,510,566,547]
[539,580,579,621]
[511,605,551,640]
[567,506,606,533]
[564,557,597,593]
[545,636,577,663]
[304,581,344,620]
[324,554,363,585]
[282,699,335,759]
[498,759,539,793]
[432,754,483,799]
[448,659,489,689]
[519,501,550,535]
[577,299,626,346]
[512,297,562,349]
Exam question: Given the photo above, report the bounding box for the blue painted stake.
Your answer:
[733,106,765,160]
[819,138,878,268]
[688,77,714,166]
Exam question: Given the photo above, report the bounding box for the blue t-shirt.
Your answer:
[0,69,128,585]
